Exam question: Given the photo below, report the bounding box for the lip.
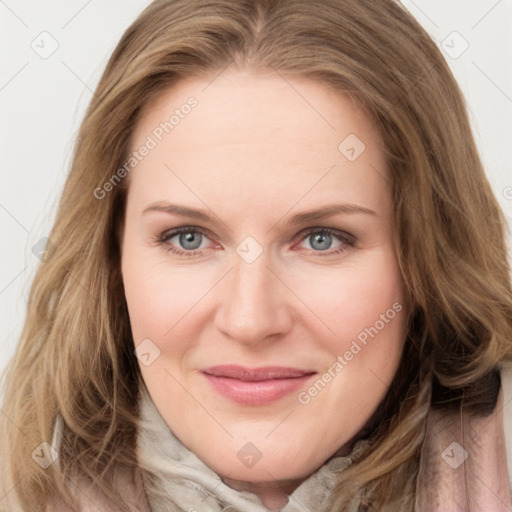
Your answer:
[202,365,316,406]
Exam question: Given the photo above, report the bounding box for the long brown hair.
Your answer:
[2,0,511,510]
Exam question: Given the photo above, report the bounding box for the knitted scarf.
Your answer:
[135,383,511,512]
[42,376,512,512]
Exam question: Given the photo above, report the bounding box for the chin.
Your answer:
[192,436,327,484]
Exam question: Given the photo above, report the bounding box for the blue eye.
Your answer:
[157,227,212,255]
[308,232,333,251]
[156,226,355,258]
[298,228,355,255]
[176,231,203,250]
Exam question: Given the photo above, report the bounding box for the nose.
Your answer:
[213,253,293,345]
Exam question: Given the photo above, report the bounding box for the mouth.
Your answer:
[202,365,317,406]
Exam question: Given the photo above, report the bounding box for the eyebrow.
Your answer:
[142,201,376,225]
[282,203,376,225]
[143,201,215,222]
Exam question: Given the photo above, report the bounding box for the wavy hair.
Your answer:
[2,0,512,510]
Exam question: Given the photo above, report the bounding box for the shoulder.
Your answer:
[501,363,512,489]
[45,467,150,512]
[48,415,149,512]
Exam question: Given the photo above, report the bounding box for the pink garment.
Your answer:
[415,385,511,511]
[48,468,149,512]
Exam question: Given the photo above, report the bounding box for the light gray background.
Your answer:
[1,0,511,380]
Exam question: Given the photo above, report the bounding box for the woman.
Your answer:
[1,0,511,511]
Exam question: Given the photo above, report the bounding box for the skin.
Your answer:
[121,68,409,509]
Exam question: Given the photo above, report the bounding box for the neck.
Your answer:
[221,475,303,510]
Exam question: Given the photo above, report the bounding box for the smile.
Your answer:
[202,365,317,406]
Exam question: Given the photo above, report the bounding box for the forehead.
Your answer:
[127,68,390,217]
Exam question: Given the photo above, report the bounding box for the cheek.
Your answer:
[122,249,212,352]
[294,254,407,433]
[290,251,407,352]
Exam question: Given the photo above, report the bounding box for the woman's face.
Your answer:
[121,68,408,485]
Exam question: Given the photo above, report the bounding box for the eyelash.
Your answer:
[292,227,356,256]
[155,226,215,258]
[155,226,356,258]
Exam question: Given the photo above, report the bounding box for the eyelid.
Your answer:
[157,225,216,243]
[292,226,356,246]
[155,225,219,256]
